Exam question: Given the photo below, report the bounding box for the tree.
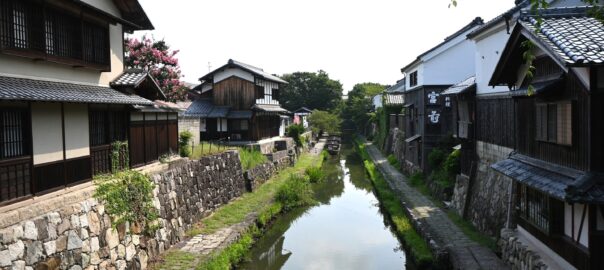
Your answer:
[280,71,343,111]
[341,83,387,130]
[124,36,189,102]
[307,110,342,135]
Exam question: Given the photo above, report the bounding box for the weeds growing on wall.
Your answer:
[111,141,129,172]
[387,154,400,169]
[94,170,159,236]
[239,148,268,171]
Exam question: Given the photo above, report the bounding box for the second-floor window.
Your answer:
[409,71,418,87]
[535,102,572,145]
[0,0,110,68]
[255,85,264,100]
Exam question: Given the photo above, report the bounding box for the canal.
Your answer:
[238,145,413,270]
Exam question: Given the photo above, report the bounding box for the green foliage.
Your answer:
[409,172,426,187]
[189,142,234,160]
[341,82,387,132]
[443,149,461,176]
[94,170,158,236]
[374,108,388,148]
[286,124,306,147]
[307,110,341,135]
[387,154,400,169]
[428,148,447,168]
[111,141,129,172]
[362,160,434,267]
[447,210,497,251]
[280,71,343,111]
[276,174,315,211]
[239,148,268,171]
[198,227,259,270]
[305,166,325,183]
[179,131,193,157]
[257,202,283,228]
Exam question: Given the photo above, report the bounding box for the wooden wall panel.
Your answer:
[476,97,515,148]
[213,77,256,110]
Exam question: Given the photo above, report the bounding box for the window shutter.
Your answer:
[535,104,547,141]
[557,102,572,145]
[547,104,557,142]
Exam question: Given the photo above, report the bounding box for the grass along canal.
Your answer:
[238,145,415,270]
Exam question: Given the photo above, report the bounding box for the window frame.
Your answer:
[0,108,30,160]
[535,101,572,146]
[409,71,418,87]
[517,184,551,234]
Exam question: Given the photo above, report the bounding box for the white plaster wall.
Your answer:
[423,38,476,85]
[404,65,423,92]
[0,24,124,86]
[31,103,63,165]
[64,104,90,159]
[214,68,254,83]
[81,0,121,16]
[564,203,589,248]
[474,24,512,95]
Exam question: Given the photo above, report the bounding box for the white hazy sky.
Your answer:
[135,0,515,92]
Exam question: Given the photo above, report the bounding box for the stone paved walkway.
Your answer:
[364,141,509,270]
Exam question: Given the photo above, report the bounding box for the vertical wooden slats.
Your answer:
[0,0,109,66]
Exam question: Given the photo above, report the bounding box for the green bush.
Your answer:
[179,131,193,157]
[94,170,159,235]
[409,172,425,187]
[428,148,446,168]
[305,166,325,183]
[443,149,461,175]
[387,154,400,169]
[198,227,258,270]
[239,148,268,170]
[276,174,315,210]
[286,124,306,147]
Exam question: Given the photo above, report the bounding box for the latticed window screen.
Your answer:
[0,110,28,159]
[535,102,572,145]
[0,0,109,66]
[518,184,550,233]
[90,111,127,146]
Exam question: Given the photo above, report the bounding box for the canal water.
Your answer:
[238,145,413,270]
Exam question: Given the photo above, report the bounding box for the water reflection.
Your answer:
[238,145,410,270]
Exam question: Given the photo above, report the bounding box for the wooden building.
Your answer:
[489,7,604,269]
[185,59,289,142]
[399,17,484,173]
[0,0,177,206]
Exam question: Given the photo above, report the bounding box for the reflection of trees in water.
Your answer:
[238,207,306,270]
[313,156,345,205]
[342,146,374,192]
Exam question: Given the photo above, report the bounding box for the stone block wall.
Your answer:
[178,117,200,144]
[0,151,246,270]
[499,229,549,270]
[245,150,294,192]
[452,141,514,237]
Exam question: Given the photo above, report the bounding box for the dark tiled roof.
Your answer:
[492,154,604,203]
[385,79,406,93]
[184,98,230,118]
[200,59,287,84]
[405,134,421,143]
[384,93,405,106]
[294,107,313,114]
[0,76,153,105]
[442,76,476,96]
[467,1,529,39]
[522,8,604,65]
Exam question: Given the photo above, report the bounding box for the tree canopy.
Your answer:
[279,71,343,112]
[124,36,189,102]
[341,83,388,130]
[307,110,342,135]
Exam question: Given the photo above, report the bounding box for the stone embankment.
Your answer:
[0,148,294,270]
[363,141,509,270]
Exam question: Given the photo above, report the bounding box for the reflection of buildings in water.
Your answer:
[257,236,292,270]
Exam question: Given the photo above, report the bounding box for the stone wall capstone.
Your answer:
[0,150,246,270]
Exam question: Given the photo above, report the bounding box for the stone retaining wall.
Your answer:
[499,229,549,270]
[244,150,294,192]
[451,141,514,237]
[0,151,246,270]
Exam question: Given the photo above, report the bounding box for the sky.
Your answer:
[136,0,516,92]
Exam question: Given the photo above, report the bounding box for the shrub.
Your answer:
[409,172,425,187]
[387,154,400,169]
[428,148,446,168]
[276,174,315,210]
[286,124,306,147]
[305,166,325,183]
[179,131,193,157]
[239,148,268,170]
[443,149,461,176]
[94,170,159,236]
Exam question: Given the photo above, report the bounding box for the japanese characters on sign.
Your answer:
[428,110,440,124]
[428,91,439,104]
[445,97,451,107]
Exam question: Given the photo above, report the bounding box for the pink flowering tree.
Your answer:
[124,36,189,102]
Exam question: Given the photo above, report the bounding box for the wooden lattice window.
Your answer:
[89,111,127,146]
[536,102,572,145]
[0,109,29,159]
[517,184,550,233]
[409,71,418,87]
[0,0,109,67]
